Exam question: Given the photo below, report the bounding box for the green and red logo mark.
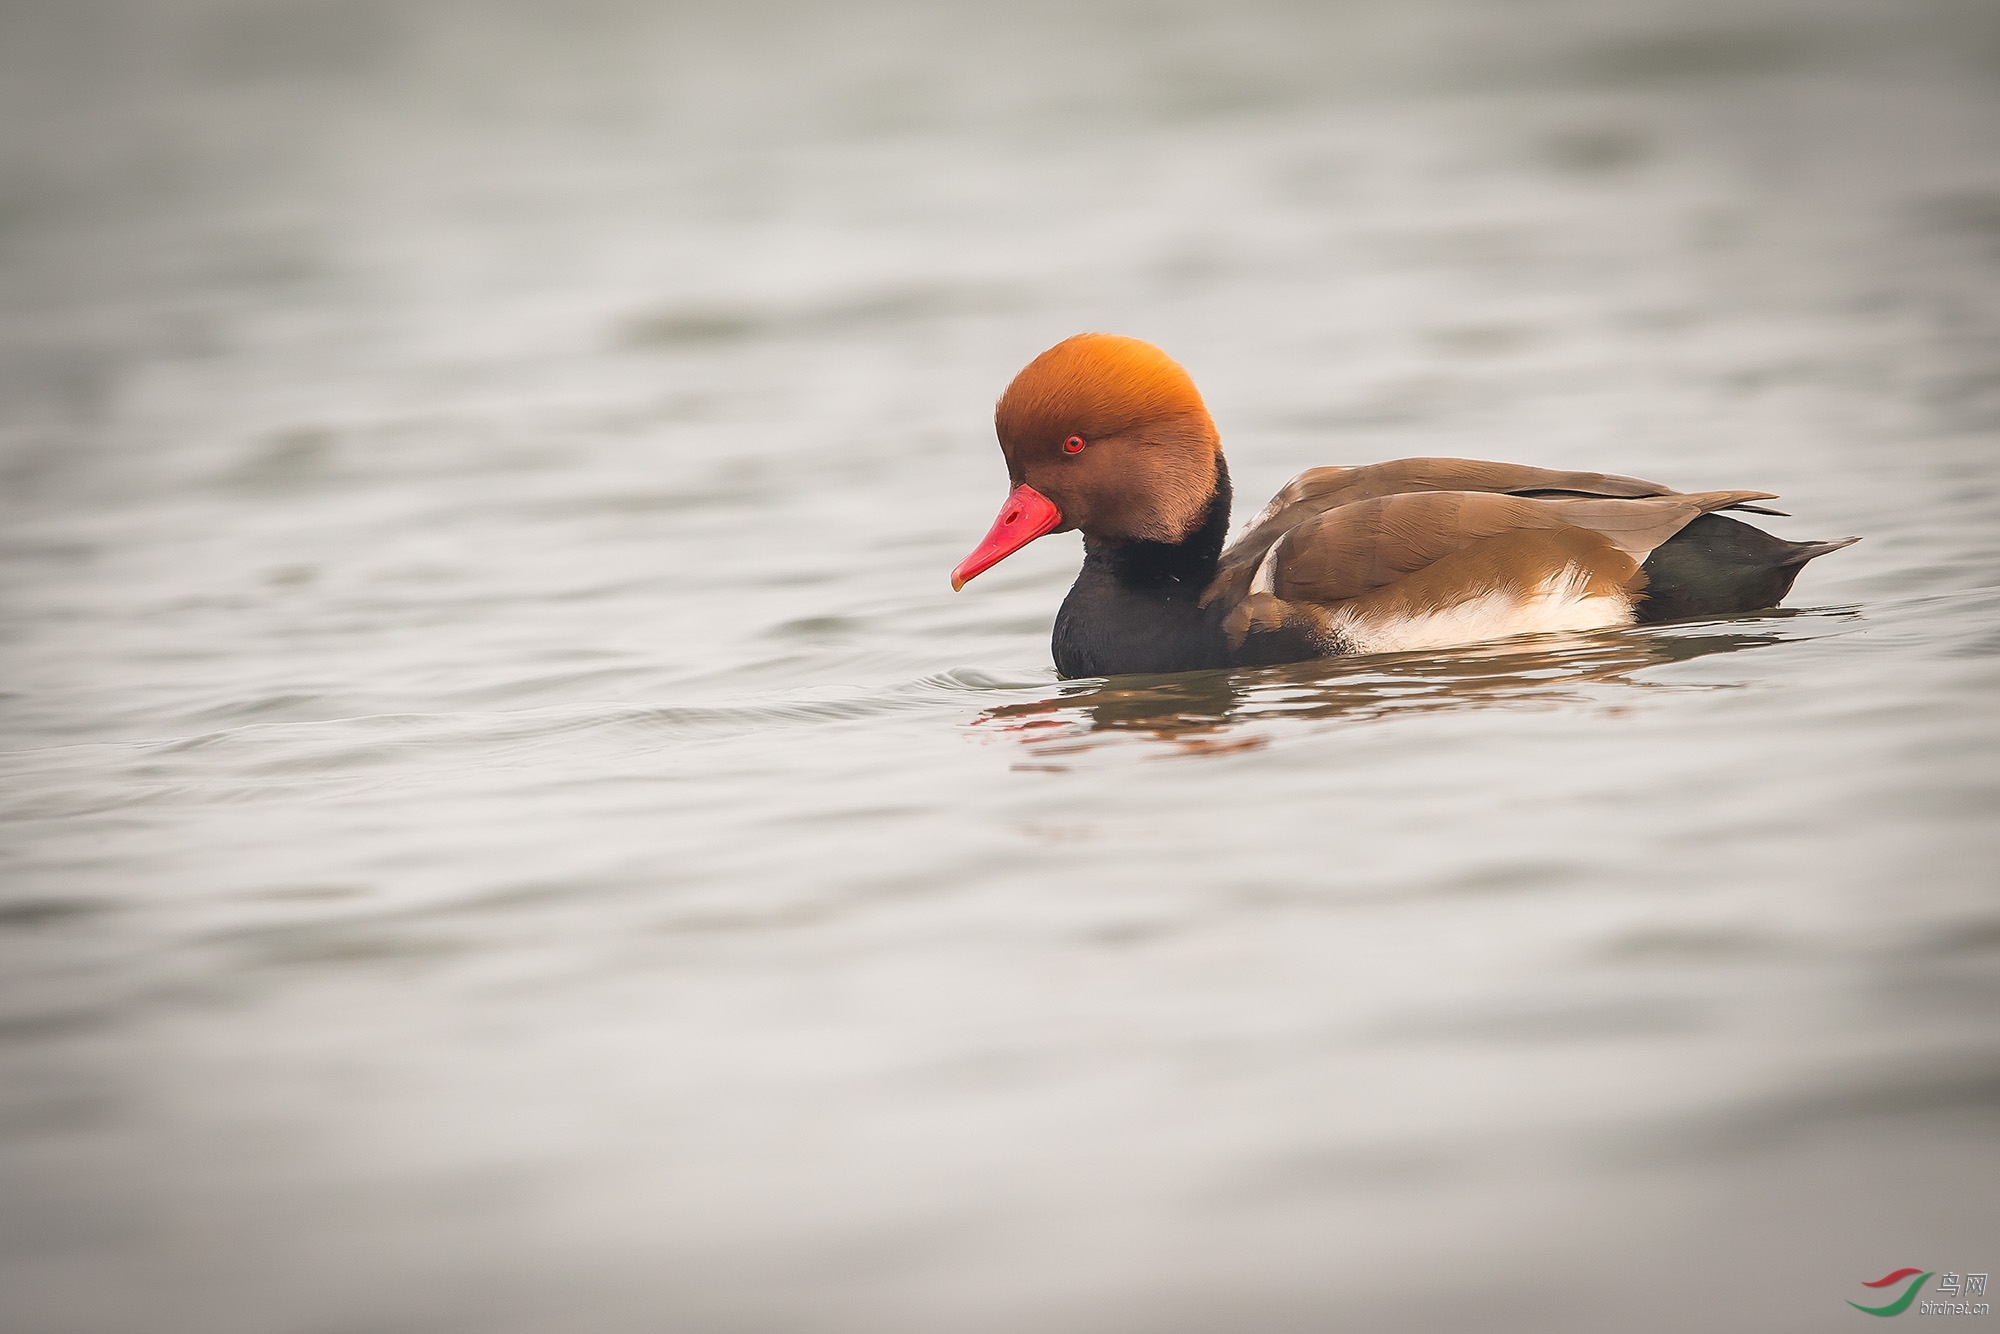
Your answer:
[1849,1269,1932,1317]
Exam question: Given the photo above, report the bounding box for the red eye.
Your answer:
[1063,435,1085,454]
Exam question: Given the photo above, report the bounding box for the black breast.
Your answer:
[1052,558,1231,677]
[1050,460,1235,678]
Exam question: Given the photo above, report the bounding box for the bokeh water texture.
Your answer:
[2,0,1998,1330]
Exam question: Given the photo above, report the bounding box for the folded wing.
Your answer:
[1205,459,1777,655]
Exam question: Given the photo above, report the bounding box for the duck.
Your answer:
[950,333,1857,679]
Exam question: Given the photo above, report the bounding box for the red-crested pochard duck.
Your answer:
[951,333,1857,679]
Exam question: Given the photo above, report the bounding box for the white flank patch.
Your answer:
[1239,494,1286,534]
[1249,534,1284,596]
[1329,563,1632,655]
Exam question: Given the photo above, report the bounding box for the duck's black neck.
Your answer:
[1091,455,1233,591]
[1052,456,1234,678]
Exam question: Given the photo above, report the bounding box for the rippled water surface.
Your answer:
[3,1,1999,1330]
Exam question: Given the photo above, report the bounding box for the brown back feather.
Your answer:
[1205,457,1774,614]
[1209,485,1775,614]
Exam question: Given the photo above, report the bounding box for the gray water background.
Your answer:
[2,0,1998,1330]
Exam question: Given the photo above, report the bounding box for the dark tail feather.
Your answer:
[1634,513,1858,624]
[1774,536,1861,565]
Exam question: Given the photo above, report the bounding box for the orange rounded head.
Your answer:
[951,333,1221,590]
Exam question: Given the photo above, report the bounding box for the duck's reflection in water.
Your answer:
[974,619,1813,761]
